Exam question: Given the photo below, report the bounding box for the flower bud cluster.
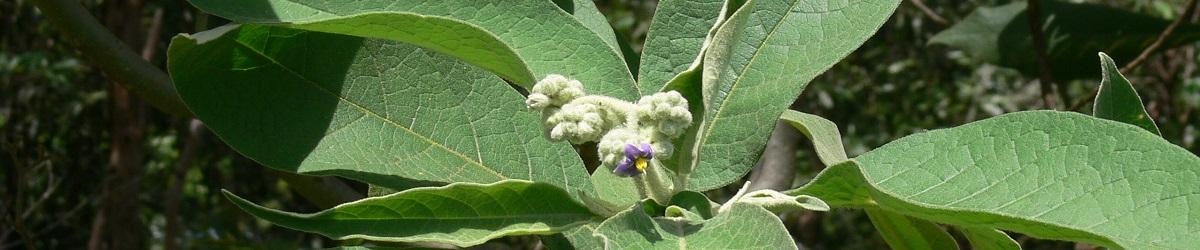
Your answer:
[525,74,585,111]
[525,74,693,171]
[637,91,693,138]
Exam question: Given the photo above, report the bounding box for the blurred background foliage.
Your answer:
[3,0,1199,249]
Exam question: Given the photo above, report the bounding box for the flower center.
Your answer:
[635,158,648,172]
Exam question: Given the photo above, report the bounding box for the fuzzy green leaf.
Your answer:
[958,226,1020,250]
[783,111,953,250]
[556,0,623,57]
[796,111,1200,249]
[590,165,641,209]
[780,110,849,165]
[637,0,726,94]
[169,25,592,197]
[224,180,596,247]
[186,0,638,100]
[668,191,715,219]
[686,0,901,191]
[593,203,797,249]
[865,208,959,250]
[1094,52,1160,136]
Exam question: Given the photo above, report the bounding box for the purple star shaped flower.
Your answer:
[614,143,653,177]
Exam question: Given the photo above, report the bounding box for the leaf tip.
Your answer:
[183,24,241,44]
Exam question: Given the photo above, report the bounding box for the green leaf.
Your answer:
[780,111,867,207]
[323,246,435,250]
[323,246,437,250]
[958,226,1020,250]
[590,165,641,208]
[737,189,829,213]
[781,110,952,250]
[658,0,742,174]
[637,0,725,94]
[556,0,623,59]
[168,25,593,197]
[929,1,1200,80]
[186,0,638,100]
[668,191,715,219]
[687,0,901,191]
[780,110,849,165]
[865,208,959,250]
[223,180,597,247]
[593,203,797,249]
[541,222,605,250]
[1094,52,1160,136]
[805,111,1200,248]
[788,161,873,207]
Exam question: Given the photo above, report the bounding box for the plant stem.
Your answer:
[1026,0,1063,109]
[1122,0,1199,74]
[632,176,652,200]
[643,159,675,204]
[30,0,192,117]
[909,0,949,26]
[568,95,642,128]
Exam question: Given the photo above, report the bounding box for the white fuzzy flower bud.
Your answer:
[597,128,645,167]
[526,93,551,110]
[527,74,585,110]
[637,91,693,138]
[650,139,673,158]
[546,102,609,143]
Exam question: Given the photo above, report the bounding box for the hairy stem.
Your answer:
[643,159,675,204]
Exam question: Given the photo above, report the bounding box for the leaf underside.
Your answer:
[796,111,1200,249]
[782,110,961,250]
[169,25,593,198]
[187,0,639,100]
[593,203,797,249]
[224,180,596,247]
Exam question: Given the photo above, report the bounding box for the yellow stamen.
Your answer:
[635,158,648,172]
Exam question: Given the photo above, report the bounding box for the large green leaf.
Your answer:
[168,25,592,197]
[781,111,868,207]
[958,226,1020,250]
[224,180,597,247]
[541,222,605,250]
[657,0,742,175]
[1094,52,1160,136]
[864,208,958,250]
[687,0,901,190]
[929,1,1200,80]
[589,167,640,209]
[797,111,1200,249]
[782,111,957,250]
[187,0,638,100]
[592,203,797,249]
[636,0,725,94]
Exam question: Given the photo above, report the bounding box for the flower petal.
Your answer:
[613,159,642,177]
[640,143,654,159]
[624,144,641,160]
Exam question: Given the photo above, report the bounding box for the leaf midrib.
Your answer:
[697,0,804,174]
[228,38,506,179]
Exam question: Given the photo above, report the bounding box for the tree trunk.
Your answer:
[88,0,148,249]
[749,121,799,191]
